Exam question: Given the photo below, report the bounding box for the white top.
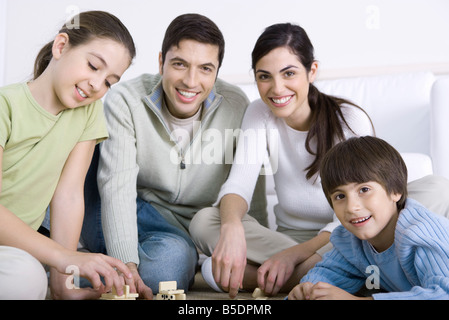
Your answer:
[216,98,375,233]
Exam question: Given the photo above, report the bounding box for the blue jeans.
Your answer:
[81,146,198,293]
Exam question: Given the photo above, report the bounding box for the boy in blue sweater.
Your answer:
[288,136,449,300]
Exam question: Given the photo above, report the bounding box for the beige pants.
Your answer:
[190,207,299,264]
[0,246,48,299]
[189,175,449,264]
[408,175,449,219]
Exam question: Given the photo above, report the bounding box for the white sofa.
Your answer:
[237,71,449,229]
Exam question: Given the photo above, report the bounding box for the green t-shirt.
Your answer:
[0,83,108,230]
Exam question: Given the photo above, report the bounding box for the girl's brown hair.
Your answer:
[251,23,374,180]
[320,136,408,211]
[34,10,136,79]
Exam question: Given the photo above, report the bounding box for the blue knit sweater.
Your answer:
[301,198,449,299]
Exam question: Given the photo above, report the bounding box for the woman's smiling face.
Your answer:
[254,46,317,131]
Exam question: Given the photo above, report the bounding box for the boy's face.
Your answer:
[330,181,402,252]
[159,39,219,119]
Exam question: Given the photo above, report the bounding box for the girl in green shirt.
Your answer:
[0,10,148,300]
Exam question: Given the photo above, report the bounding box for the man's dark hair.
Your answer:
[161,13,225,69]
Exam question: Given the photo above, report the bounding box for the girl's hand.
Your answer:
[56,250,133,297]
[49,268,107,300]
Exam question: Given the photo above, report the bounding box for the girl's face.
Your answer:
[254,46,317,131]
[49,34,131,114]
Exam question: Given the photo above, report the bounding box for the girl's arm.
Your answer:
[50,140,96,251]
[0,146,132,299]
[48,139,98,299]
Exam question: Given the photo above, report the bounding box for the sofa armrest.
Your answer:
[401,153,433,183]
[431,76,449,180]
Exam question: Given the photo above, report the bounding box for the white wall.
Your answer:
[2,0,449,85]
[0,0,7,87]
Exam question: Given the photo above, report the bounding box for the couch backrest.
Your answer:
[238,71,435,157]
[315,71,435,156]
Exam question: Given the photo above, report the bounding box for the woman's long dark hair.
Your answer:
[34,10,136,79]
[252,23,374,180]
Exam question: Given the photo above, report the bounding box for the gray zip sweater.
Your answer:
[98,74,267,265]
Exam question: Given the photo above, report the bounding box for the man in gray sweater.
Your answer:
[81,13,266,298]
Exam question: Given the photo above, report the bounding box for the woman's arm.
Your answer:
[213,193,248,299]
[257,231,330,295]
[211,101,271,298]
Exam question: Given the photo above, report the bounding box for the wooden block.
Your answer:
[156,293,176,300]
[175,293,186,300]
[159,281,178,292]
[100,285,139,300]
[159,289,184,295]
[252,288,266,298]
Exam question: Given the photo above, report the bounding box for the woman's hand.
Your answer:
[257,245,300,295]
[212,221,247,299]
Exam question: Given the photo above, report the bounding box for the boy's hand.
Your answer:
[289,282,373,300]
[288,282,314,300]
[308,282,357,300]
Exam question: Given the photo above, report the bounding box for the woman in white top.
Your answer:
[192,23,449,298]
[189,22,375,298]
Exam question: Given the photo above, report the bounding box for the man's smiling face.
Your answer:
[159,39,219,119]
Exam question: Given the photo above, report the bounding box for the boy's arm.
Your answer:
[373,204,449,300]
[301,242,366,294]
[372,247,449,300]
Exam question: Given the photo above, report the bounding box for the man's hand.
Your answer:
[125,262,153,300]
